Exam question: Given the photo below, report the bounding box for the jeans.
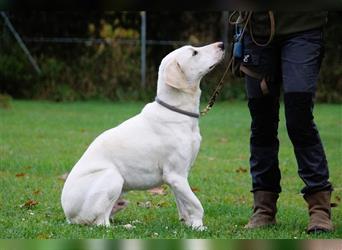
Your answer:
[243,28,332,195]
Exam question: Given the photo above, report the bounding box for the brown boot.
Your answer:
[304,191,334,233]
[244,191,279,229]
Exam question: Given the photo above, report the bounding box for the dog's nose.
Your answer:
[218,42,224,50]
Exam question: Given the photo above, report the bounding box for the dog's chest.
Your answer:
[189,124,201,164]
[189,122,201,147]
[170,122,201,166]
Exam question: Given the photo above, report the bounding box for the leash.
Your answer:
[200,12,252,116]
[200,55,235,116]
[249,11,275,47]
[201,11,275,116]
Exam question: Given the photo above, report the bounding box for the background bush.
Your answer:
[0,12,341,102]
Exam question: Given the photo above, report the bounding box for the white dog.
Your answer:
[61,42,225,231]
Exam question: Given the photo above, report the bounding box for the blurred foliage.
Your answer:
[317,12,342,102]
[0,92,12,109]
[0,12,341,102]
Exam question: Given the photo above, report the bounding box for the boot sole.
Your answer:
[307,227,333,234]
[244,222,276,229]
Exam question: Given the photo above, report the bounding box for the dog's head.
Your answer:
[158,42,225,94]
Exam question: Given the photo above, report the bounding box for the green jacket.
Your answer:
[248,11,328,36]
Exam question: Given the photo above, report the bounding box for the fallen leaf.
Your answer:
[58,172,69,181]
[236,196,247,204]
[20,199,39,209]
[36,233,49,239]
[235,167,247,173]
[335,195,341,203]
[24,166,32,170]
[15,173,27,177]
[33,190,41,195]
[148,186,167,196]
[219,137,229,144]
[137,201,152,209]
[157,201,168,208]
[191,187,200,192]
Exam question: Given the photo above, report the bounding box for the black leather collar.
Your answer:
[155,97,200,119]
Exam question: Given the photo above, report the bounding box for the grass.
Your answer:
[0,100,341,239]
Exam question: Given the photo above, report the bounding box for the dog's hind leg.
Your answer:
[82,168,124,227]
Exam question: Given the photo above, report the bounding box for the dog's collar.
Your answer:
[155,97,200,119]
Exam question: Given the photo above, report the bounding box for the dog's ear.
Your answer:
[164,60,189,90]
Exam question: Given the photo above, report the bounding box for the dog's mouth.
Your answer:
[209,61,221,70]
[209,54,225,70]
[209,64,216,70]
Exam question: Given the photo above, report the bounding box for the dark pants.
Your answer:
[243,29,332,195]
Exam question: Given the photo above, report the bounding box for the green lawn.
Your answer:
[0,100,341,239]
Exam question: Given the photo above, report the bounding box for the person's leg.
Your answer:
[248,96,281,193]
[243,34,281,228]
[281,28,333,233]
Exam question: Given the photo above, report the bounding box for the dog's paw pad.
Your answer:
[111,199,129,215]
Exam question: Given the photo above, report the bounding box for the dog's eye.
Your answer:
[192,50,198,56]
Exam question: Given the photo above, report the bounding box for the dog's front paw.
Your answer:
[191,224,207,231]
[190,221,207,231]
